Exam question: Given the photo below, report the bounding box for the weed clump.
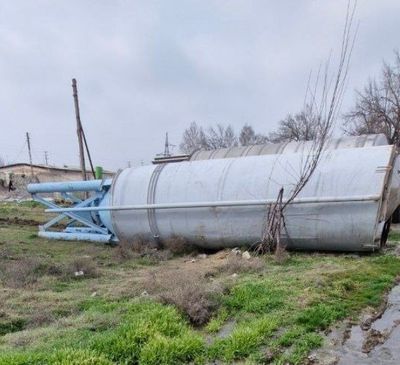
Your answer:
[145,271,221,326]
[0,258,47,288]
[50,348,113,365]
[218,253,265,275]
[68,258,98,279]
[0,318,26,336]
[115,237,173,263]
[296,303,346,331]
[162,235,197,255]
[274,244,290,264]
[224,281,285,313]
[209,315,279,362]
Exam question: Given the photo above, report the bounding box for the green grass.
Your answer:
[0,319,26,337]
[1,202,400,364]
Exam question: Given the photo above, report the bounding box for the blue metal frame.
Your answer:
[29,179,114,243]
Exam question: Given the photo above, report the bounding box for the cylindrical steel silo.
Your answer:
[103,144,398,251]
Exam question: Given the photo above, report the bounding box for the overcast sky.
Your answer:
[0,0,399,170]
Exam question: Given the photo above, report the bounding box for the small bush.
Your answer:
[67,258,98,279]
[162,235,196,255]
[218,254,265,275]
[0,258,46,288]
[115,237,172,263]
[145,271,221,325]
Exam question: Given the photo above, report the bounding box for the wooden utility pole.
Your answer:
[72,78,87,181]
[26,132,33,176]
[44,151,49,166]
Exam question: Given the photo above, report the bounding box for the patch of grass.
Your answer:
[0,300,206,365]
[2,203,400,364]
[296,303,345,330]
[276,326,307,347]
[388,230,400,241]
[205,308,229,333]
[18,201,41,209]
[0,349,113,365]
[223,281,286,313]
[89,300,205,364]
[278,332,323,364]
[0,257,49,288]
[0,319,26,336]
[139,334,205,365]
[209,315,278,362]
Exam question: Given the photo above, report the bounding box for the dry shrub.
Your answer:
[27,311,55,328]
[162,235,197,255]
[218,253,265,275]
[274,244,290,264]
[144,271,222,326]
[67,258,98,279]
[0,258,46,288]
[115,237,173,263]
[118,237,148,259]
[0,254,100,287]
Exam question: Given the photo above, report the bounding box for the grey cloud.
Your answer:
[0,0,398,169]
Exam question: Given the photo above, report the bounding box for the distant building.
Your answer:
[0,163,114,198]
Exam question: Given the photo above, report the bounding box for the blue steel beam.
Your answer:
[39,231,112,243]
[28,180,104,193]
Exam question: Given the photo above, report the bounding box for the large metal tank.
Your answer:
[103,144,398,251]
[190,134,388,161]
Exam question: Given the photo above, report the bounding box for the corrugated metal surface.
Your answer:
[109,144,397,251]
[190,134,388,161]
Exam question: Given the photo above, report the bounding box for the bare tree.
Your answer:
[179,122,208,154]
[207,124,238,149]
[180,122,239,153]
[0,157,5,167]
[239,124,268,146]
[257,0,357,254]
[343,51,400,145]
[268,104,320,143]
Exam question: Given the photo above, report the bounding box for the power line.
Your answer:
[9,140,27,164]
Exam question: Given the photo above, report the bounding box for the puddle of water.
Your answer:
[217,319,236,339]
[312,285,400,365]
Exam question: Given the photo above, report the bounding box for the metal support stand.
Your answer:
[29,179,113,243]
